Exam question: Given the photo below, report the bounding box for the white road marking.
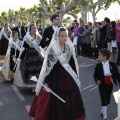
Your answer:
[25,105,34,120]
[79,63,94,68]
[11,85,26,101]
[79,63,87,67]
[0,102,3,106]
[0,79,4,83]
[90,86,98,91]
[81,84,94,92]
[25,105,31,112]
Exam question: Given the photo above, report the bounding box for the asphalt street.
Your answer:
[0,56,119,120]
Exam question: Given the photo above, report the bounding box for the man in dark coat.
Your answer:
[40,15,60,48]
[100,17,111,49]
[12,21,26,41]
[82,22,93,58]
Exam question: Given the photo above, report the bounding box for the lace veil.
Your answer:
[36,27,80,95]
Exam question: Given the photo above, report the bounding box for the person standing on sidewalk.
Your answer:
[116,21,120,66]
[77,21,84,56]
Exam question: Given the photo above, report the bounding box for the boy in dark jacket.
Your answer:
[94,48,120,120]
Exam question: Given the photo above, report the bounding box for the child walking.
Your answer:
[94,48,120,120]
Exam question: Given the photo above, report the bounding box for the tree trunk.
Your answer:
[30,17,33,24]
[10,22,12,27]
[15,17,17,26]
[59,12,64,26]
[74,15,78,21]
[30,13,34,24]
[91,12,96,23]
[81,6,87,24]
[40,1,47,34]
[41,13,46,34]
[81,11,87,24]
[117,0,120,5]
[68,13,78,21]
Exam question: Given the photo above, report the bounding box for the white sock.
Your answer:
[102,106,107,119]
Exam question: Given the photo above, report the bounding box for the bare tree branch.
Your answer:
[117,0,120,5]
[67,11,78,19]
[89,0,104,8]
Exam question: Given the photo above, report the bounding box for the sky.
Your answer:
[0,0,40,12]
[0,0,120,22]
[93,3,120,22]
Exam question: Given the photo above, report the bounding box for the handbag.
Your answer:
[112,40,117,48]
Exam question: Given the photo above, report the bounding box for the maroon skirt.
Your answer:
[29,62,85,120]
[29,89,85,120]
[29,88,50,120]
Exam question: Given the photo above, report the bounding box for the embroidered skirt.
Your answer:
[20,48,43,84]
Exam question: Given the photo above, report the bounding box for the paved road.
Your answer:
[0,56,119,120]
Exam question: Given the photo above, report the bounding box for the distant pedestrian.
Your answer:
[73,22,79,56]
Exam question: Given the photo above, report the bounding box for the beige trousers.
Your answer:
[107,42,112,51]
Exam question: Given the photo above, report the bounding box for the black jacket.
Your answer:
[40,26,54,48]
[12,26,26,40]
[94,61,120,85]
[100,25,107,41]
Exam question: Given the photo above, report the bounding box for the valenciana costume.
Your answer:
[2,38,21,81]
[0,27,12,55]
[94,60,120,119]
[14,30,44,88]
[29,27,85,120]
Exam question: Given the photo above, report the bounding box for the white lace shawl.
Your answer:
[35,27,80,95]
[2,39,21,80]
[0,27,12,40]
[22,33,42,54]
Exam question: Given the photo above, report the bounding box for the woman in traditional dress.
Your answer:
[0,23,12,56]
[2,31,21,81]
[29,27,85,120]
[14,24,44,93]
